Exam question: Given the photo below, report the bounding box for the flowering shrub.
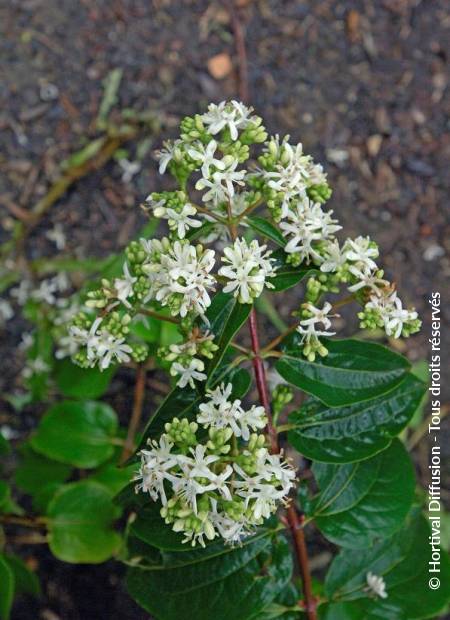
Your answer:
[1,101,448,620]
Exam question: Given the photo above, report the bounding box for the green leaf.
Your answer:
[47,481,121,564]
[0,483,22,516]
[268,250,316,292]
[288,373,426,463]
[310,440,415,546]
[324,509,450,619]
[127,534,292,620]
[31,401,118,468]
[0,434,10,456]
[247,216,286,247]
[55,360,115,399]
[277,337,411,407]
[89,463,137,496]
[4,554,40,597]
[205,291,251,383]
[0,556,14,620]
[0,482,9,510]
[15,444,72,494]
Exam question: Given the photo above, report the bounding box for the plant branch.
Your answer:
[120,365,146,464]
[0,514,47,528]
[138,308,180,325]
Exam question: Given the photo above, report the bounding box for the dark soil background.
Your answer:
[1,1,449,618]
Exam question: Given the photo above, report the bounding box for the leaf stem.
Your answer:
[120,365,146,464]
[138,308,180,325]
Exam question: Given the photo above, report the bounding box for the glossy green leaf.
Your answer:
[268,250,316,292]
[47,481,121,564]
[4,554,40,597]
[288,373,425,462]
[310,440,415,546]
[205,291,251,383]
[31,401,118,468]
[0,556,14,620]
[324,509,450,619]
[127,534,292,620]
[55,360,115,399]
[15,444,72,495]
[277,337,411,407]
[247,216,285,247]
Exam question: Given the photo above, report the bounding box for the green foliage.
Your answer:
[31,401,118,468]
[0,556,14,620]
[126,533,292,620]
[55,360,116,399]
[288,373,426,463]
[47,481,121,563]
[277,337,411,407]
[323,509,450,619]
[309,440,415,547]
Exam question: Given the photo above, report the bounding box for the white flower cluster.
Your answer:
[135,382,295,547]
[280,198,341,265]
[141,238,216,318]
[257,135,328,219]
[219,238,277,303]
[69,316,132,370]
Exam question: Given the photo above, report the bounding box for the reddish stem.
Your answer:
[248,307,317,619]
[248,308,278,453]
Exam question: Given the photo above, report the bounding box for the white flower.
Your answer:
[344,236,379,272]
[83,317,132,370]
[366,572,388,599]
[22,357,50,379]
[136,436,178,505]
[187,140,225,178]
[0,300,13,324]
[237,405,267,441]
[258,452,296,495]
[178,445,219,478]
[368,291,418,339]
[195,159,246,204]
[46,224,66,250]
[30,279,59,305]
[10,280,32,305]
[198,383,267,440]
[114,263,137,307]
[200,100,254,141]
[202,465,233,501]
[297,302,336,341]
[168,204,202,239]
[169,463,215,514]
[320,240,347,273]
[155,139,181,174]
[219,238,276,303]
[209,500,250,543]
[118,158,141,183]
[171,358,207,388]
[143,240,216,318]
[348,267,388,295]
[280,200,341,264]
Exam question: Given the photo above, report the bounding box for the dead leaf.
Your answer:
[207,53,233,80]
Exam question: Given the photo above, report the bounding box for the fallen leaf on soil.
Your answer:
[207,53,233,79]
